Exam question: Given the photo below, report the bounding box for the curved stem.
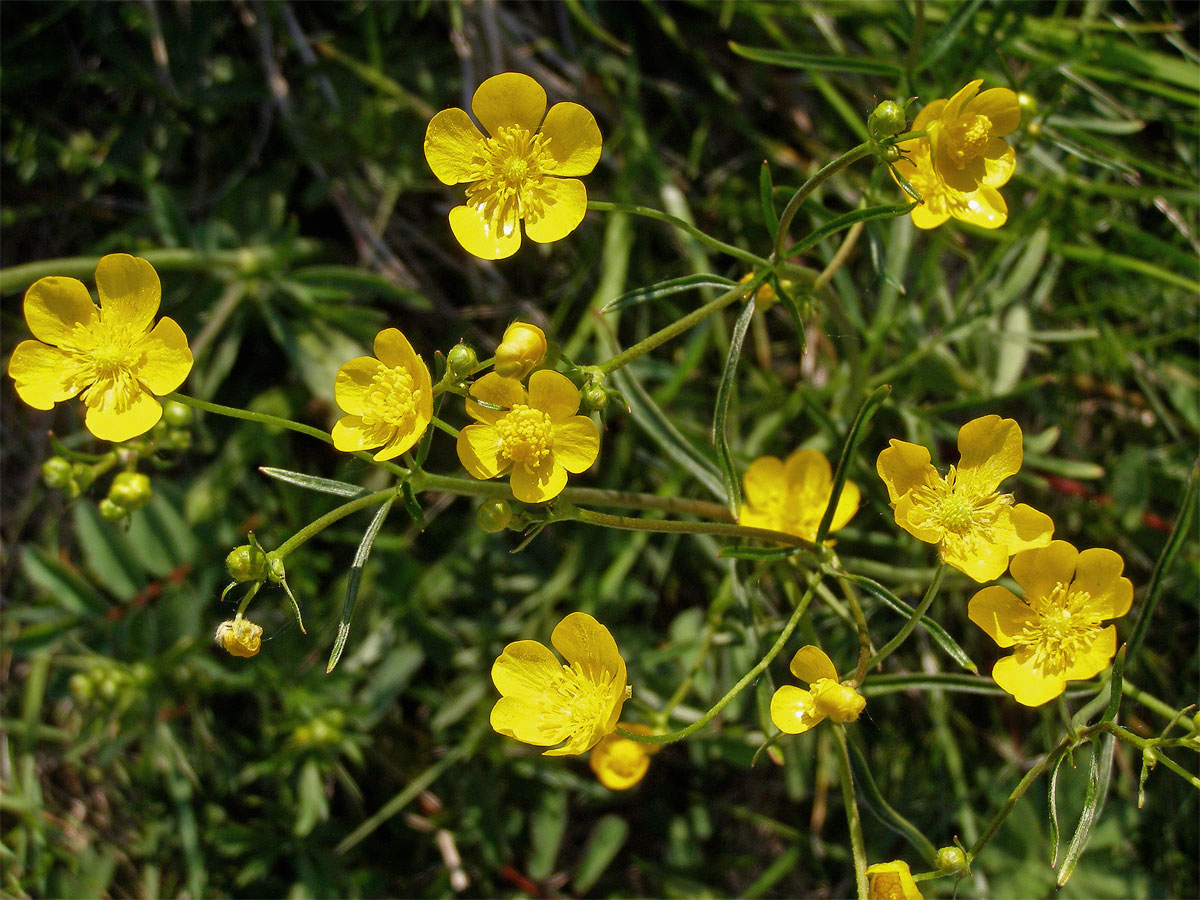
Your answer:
[273,487,397,558]
[587,200,765,266]
[865,563,948,671]
[571,506,817,554]
[774,143,872,261]
[832,725,870,899]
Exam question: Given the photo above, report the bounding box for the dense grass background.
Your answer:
[2,2,1197,897]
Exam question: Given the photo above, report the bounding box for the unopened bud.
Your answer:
[868,100,907,140]
[936,845,967,873]
[476,498,512,533]
[215,617,264,658]
[98,498,127,522]
[162,400,194,428]
[108,471,152,510]
[1017,92,1037,116]
[582,383,609,412]
[447,344,478,379]
[226,543,269,583]
[42,457,74,489]
[494,322,547,379]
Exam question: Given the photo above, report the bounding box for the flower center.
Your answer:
[68,316,146,413]
[360,366,421,428]
[465,124,554,235]
[945,114,992,167]
[496,404,554,468]
[542,661,622,746]
[1013,582,1102,675]
[911,466,1013,537]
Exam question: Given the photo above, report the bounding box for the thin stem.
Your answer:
[587,200,765,266]
[1058,695,1080,743]
[832,725,870,900]
[273,487,397,558]
[616,570,822,745]
[866,563,948,670]
[774,143,873,261]
[571,506,817,554]
[814,221,863,290]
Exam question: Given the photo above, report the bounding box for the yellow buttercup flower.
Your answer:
[866,860,923,900]
[892,139,1009,230]
[738,449,859,543]
[331,328,433,461]
[457,370,599,503]
[215,616,264,658]
[924,79,1020,193]
[969,540,1132,706]
[876,415,1054,583]
[490,612,631,756]
[770,645,864,735]
[424,72,602,260]
[494,321,547,379]
[589,722,660,790]
[8,254,193,442]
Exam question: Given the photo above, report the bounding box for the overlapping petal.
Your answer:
[523,177,588,245]
[132,318,193,395]
[24,276,97,345]
[8,341,88,409]
[472,72,547,137]
[85,390,162,443]
[449,203,522,260]
[95,253,160,335]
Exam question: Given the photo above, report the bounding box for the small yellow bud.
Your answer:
[494,322,547,379]
[935,845,967,873]
[738,273,778,309]
[215,617,263,658]
[812,679,866,723]
[1017,92,1038,115]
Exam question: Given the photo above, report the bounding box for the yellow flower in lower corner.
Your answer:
[457,370,599,503]
[8,254,194,442]
[424,72,602,260]
[866,860,923,900]
[876,415,1053,583]
[215,616,263,658]
[331,328,433,461]
[739,449,859,543]
[770,645,864,735]
[491,612,631,756]
[969,540,1132,706]
[589,722,660,790]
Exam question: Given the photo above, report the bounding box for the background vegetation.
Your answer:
[2,2,1197,897]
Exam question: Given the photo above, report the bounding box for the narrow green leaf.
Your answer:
[788,203,919,262]
[73,502,142,601]
[721,546,801,561]
[728,42,901,76]
[914,0,987,72]
[1048,753,1067,866]
[1057,735,1115,887]
[712,297,756,518]
[573,815,630,894]
[601,274,739,313]
[1102,645,1126,723]
[848,734,938,864]
[527,789,568,882]
[21,547,106,615]
[759,161,778,241]
[400,481,424,527]
[260,467,369,499]
[327,496,395,673]
[815,385,891,544]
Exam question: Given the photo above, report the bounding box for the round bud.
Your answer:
[226,543,269,583]
[447,344,478,379]
[936,845,967,873]
[166,429,193,450]
[42,457,74,489]
[98,498,127,522]
[215,617,263,658]
[162,400,194,428]
[868,100,907,140]
[582,383,609,412]
[97,674,119,701]
[1017,92,1038,115]
[69,672,93,702]
[494,322,548,379]
[476,498,512,533]
[108,471,152,510]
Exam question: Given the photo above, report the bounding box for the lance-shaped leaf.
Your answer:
[327,495,395,673]
[712,297,756,519]
[1057,734,1115,887]
[260,467,369,498]
[601,274,739,313]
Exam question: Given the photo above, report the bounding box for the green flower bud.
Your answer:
[226,543,269,583]
[162,400,194,428]
[98,498,127,522]
[69,672,93,702]
[108,471,152,510]
[268,554,287,584]
[1017,92,1037,116]
[936,845,967,873]
[582,382,609,412]
[447,343,478,379]
[868,100,907,140]
[71,461,95,492]
[42,457,74,489]
[476,498,512,533]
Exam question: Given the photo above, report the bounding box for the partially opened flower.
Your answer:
[457,370,599,503]
[738,449,859,543]
[924,79,1020,193]
[424,72,602,259]
[491,612,631,756]
[770,645,864,735]
[331,328,433,461]
[876,415,1054,582]
[892,139,1009,230]
[494,321,547,379]
[8,254,193,442]
[866,860,923,900]
[969,540,1132,706]
[589,722,660,790]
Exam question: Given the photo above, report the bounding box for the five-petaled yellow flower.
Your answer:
[969,540,1132,706]
[331,328,433,461]
[866,860,924,900]
[490,612,631,756]
[589,722,660,790]
[424,72,602,260]
[8,254,194,442]
[457,370,599,503]
[739,448,859,543]
[892,138,1010,230]
[876,415,1053,583]
[770,645,865,735]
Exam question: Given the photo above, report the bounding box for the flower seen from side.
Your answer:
[215,617,264,658]
[490,612,631,756]
[892,138,1009,230]
[589,722,660,790]
[331,328,433,461]
[738,448,859,543]
[457,370,599,503]
[876,415,1054,583]
[8,254,194,442]
[770,645,864,735]
[494,320,548,379]
[866,860,924,900]
[969,540,1132,706]
[424,72,602,259]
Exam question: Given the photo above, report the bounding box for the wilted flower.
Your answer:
[866,860,923,900]
[215,617,264,658]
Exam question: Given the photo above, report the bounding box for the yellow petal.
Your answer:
[423,107,485,184]
[373,417,428,461]
[1073,548,1133,619]
[374,328,422,376]
[7,340,87,409]
[552,417,600,473]
[95,254,160,335]
[492,639,561,700]
[523,177,588,245]
[457,423,509,479]
[912,98,946,132]
[866,860,924,900]
[334,357,385,416]
[911,199,952,230]
[968,585,1031,648]
[466,373,525,424]
[770,685,823,734]
[980,138,1016,188]
[942,79,983,121]
[1009,541,1078,603]
[788,645,838,684]
[84,389,162,442]
[490,696,569,747]
[955,415,1022,494]
[551,612,625,687]
[892,492,943,545]
[828,480,861,533]
[968,87,1021,136]
[527,369,581,421]
[472,72,546,137]
[996,504,1056,555]
[589,733,652,790]
[941,531,1011,583]
[332,415,392,453]
[511,457,568,503]
[950,185,1008,229]
[1062,625,1117,682]
[540,101,602,176]
[742,456,786,510]
[449,204,522,260]
[131,317,192,394]
[991,654,1065,707]
[783,449,833,499]
[24,276,98,345]
[934,142,985,192]
[876,439,936,503]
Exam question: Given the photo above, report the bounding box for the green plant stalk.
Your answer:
[616,570,822,745]
[832,725,870,900]
[773,143,872,261]
[587,200,765,266]
[865,563,948,670]
[570,506,817,554]
[655,615,720,727]
[272,487,398,559]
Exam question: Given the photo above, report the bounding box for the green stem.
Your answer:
[774,143,873,261]
[273,487,398,558]
[587,200,765,266]
[865,563,948,670]
[832,725,870,900]
[616,570,822,745]
[571,506,817,554]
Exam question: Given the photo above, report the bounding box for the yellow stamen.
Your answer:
[361,366,422,428]
[496,404,554,468]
